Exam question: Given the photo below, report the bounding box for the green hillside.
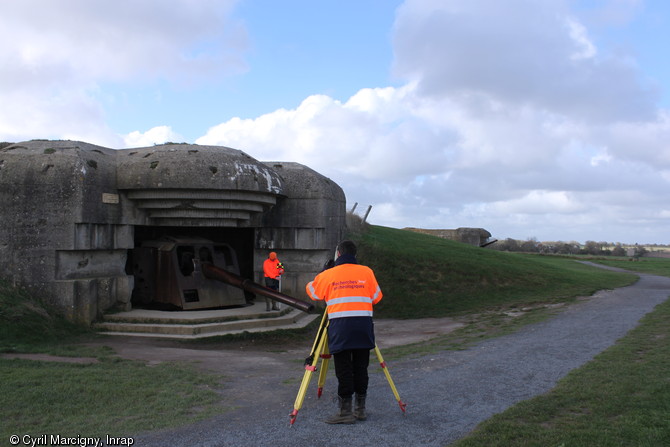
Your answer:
[352,225,637,318]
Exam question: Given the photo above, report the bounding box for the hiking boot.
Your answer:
[325,397,355,424]
[354,394,367,421]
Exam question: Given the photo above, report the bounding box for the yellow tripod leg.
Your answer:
[289,313,329,426]
[308,312,329,357]
[316,340,331,398]
[374,345,407,414]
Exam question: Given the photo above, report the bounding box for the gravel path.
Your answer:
[133,266,670,447]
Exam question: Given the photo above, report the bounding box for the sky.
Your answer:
[1,0,669,245]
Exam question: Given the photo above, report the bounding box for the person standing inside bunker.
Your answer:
[263,251,284,311]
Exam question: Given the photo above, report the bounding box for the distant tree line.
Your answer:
[489,238,654,257]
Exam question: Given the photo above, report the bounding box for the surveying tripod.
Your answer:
[289,312,407,426]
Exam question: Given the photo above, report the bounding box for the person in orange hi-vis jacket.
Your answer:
[306,240,382,424]
[263,252,284,311]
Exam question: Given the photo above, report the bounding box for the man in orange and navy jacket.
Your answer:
[306,240,382,424]
[263,251,284,311]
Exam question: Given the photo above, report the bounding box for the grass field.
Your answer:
[0,280,227,441]
[1,224,665,441]
[1,356,225,439]
[451,297,670,447]
[590,256,670,278]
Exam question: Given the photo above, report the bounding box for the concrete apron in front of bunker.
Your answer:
[94,301,320,340]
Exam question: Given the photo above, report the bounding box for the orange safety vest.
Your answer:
[306,263,382,319]
[263,258,284,279]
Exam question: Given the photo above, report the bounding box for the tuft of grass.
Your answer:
[451,297,670,447]
[353,226,637,318]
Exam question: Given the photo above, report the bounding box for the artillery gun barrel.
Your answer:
[200,262,315,314]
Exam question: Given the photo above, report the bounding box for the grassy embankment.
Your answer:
[357,225,637,319]
[0,224,658,440]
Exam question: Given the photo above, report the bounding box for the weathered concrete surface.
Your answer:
[0,141,133,322]
[256,162,346,294]
[117,145,284,193]
[117,144,284,228]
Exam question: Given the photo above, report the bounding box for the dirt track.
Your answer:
[90,316,465,372]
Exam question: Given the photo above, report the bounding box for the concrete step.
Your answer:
[94,302,321,340]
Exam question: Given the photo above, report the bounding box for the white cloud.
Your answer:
[489,190,586,215]
[607,111,670,167]
[391,0,658,122]
[590,148,612,166]
[197,86,456,181]
[0,0,244,144]
[0,0,244,84]
[195,0,669,243]
[194,76,668,242]
[123,126,185,148]
[0,88,112,144]
[566,17,597,60]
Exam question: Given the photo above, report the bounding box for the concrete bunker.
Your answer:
[0,140,345,323]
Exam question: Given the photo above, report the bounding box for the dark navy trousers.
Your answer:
[332,348,371,398]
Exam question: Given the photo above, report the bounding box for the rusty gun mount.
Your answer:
[130,237,315,312]
[197,260,315,314]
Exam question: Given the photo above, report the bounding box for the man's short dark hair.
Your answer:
[337,240,357,257]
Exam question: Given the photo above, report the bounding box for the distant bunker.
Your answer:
[0,140,346,324]
[404,227,494,247]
